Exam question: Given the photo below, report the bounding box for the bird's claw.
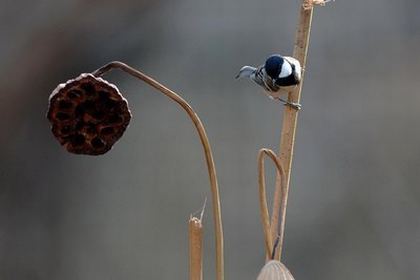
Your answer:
[275,97,302,110]
[286,102,302,111]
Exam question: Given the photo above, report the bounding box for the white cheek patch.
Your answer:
[278,62,292,78]
[284,56,302,80]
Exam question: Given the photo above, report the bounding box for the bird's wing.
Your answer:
[254,65,278,92]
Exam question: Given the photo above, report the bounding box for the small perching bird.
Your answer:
[236,54,302,110]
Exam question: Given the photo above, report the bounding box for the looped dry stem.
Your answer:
[303,0,332,10]
[257,149,287,261]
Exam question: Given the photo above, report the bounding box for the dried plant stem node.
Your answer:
[257,260,295,280]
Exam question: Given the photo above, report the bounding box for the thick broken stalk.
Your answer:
[271,2,315,260]
[92,62,224,280]
[189,216,203,280]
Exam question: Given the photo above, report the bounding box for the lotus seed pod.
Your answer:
[256,260,295,280]
[47,73,131,155]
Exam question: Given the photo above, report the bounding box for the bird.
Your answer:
[236,54,302,110]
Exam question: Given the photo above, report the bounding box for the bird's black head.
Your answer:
[264,55,284,80]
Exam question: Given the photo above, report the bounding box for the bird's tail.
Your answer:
[235,66,257,79]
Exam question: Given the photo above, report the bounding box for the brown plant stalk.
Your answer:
[271,2,315,261]
[258,148,287,261]
[189,198,206,280]
[92,61,224,280]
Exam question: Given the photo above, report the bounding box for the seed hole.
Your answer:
[100,127,114,135]
[68,90,82,99]
[56,112,70,121]
[61,126,72,135]
[91,137,105,149]
[108,115,122,124]
[75,100,96,117]
[83,100,95,111]
[81,83,95,95]
[98,90,110,100]
[75,121,84,131]
[92,110,105,120]
[75,105,84,117]
[58,100,73,110]
[104,99,118,109]
[86,123,96,134]
[72,134,85,146]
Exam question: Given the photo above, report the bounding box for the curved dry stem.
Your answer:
[92,61,224,280]
[257,148,287,261]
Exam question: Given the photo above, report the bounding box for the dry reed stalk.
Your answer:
[189,216,203,280]
[92,62,224,280]
[271,2,315,261]
[258,149,287,260]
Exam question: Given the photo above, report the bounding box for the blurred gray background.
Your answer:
[1,0,420,279]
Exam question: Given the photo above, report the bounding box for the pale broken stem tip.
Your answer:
[303,0,334,10]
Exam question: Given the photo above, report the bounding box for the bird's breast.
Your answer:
[275,74,300,87]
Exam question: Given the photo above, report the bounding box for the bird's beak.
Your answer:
[236,66,256,79]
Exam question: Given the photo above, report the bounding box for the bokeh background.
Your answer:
[1,0,420,279]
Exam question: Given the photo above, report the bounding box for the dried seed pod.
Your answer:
[257,260,295,280]
[47,73,131,155]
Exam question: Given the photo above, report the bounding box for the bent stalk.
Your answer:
[92,61,224,280]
